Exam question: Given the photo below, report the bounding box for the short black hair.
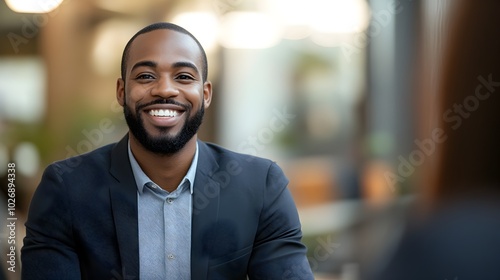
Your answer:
[120,22,208,82]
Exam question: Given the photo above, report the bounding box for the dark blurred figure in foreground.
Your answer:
[372,0,500,279]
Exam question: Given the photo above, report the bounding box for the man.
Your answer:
[21,22,314,279]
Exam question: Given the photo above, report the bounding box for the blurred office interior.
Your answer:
[0,0,463,279]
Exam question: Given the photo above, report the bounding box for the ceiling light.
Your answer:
[5,0,63,13]
[218,12,283,49]
[260,0,370,41]
[309,0,370,34]
[172,12,219,53]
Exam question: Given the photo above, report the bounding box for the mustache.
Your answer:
[136,98,190,112]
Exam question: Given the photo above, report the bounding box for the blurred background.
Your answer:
[0,0,459,279]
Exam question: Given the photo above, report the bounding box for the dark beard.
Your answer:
[124,98,204,155]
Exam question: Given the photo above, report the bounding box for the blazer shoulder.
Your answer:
[199,141,288,187]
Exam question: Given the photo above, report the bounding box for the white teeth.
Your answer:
[149,109,179,117]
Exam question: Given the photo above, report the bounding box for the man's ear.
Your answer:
[116,78,125,106]
[203,81,212,109]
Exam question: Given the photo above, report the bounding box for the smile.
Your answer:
[148,109,180,117]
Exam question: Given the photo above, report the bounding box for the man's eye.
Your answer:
[136,74,154,80]
[177,74,194,80]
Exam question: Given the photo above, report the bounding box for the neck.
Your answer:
[129,133,197,192]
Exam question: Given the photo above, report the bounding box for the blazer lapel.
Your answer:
[109,135,140,279]
[191,140,221,279]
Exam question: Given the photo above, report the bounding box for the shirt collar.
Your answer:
[128,140,198,195]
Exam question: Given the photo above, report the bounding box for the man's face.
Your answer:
[116,29,212,154]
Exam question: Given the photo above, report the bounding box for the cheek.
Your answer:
[185,87,205,105]
[126,85,149,103]
[122,91,137,112]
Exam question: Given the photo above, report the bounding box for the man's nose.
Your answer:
[152,77,179,99]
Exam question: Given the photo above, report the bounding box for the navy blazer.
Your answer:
[21,135,313,279]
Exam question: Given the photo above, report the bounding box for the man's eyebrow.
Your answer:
[130,60,199,75]
[172,61,200,75]
[131,60,157,73]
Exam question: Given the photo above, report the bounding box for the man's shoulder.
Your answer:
[198,140,288,182]
[197,141,290,201]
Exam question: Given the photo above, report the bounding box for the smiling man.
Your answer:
[21,22,314,280]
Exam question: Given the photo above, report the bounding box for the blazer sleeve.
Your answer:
[21,163,82,279]
[248,162,314,280]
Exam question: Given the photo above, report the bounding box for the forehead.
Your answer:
[127,29,202,71]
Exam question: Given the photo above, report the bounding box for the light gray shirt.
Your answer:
[128,142,198,280]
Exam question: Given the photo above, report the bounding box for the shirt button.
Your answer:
[167,254,174,260]
[167,198,173,204]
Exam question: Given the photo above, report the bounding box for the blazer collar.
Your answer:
[191,140,221,279]
[109,134,140,279]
